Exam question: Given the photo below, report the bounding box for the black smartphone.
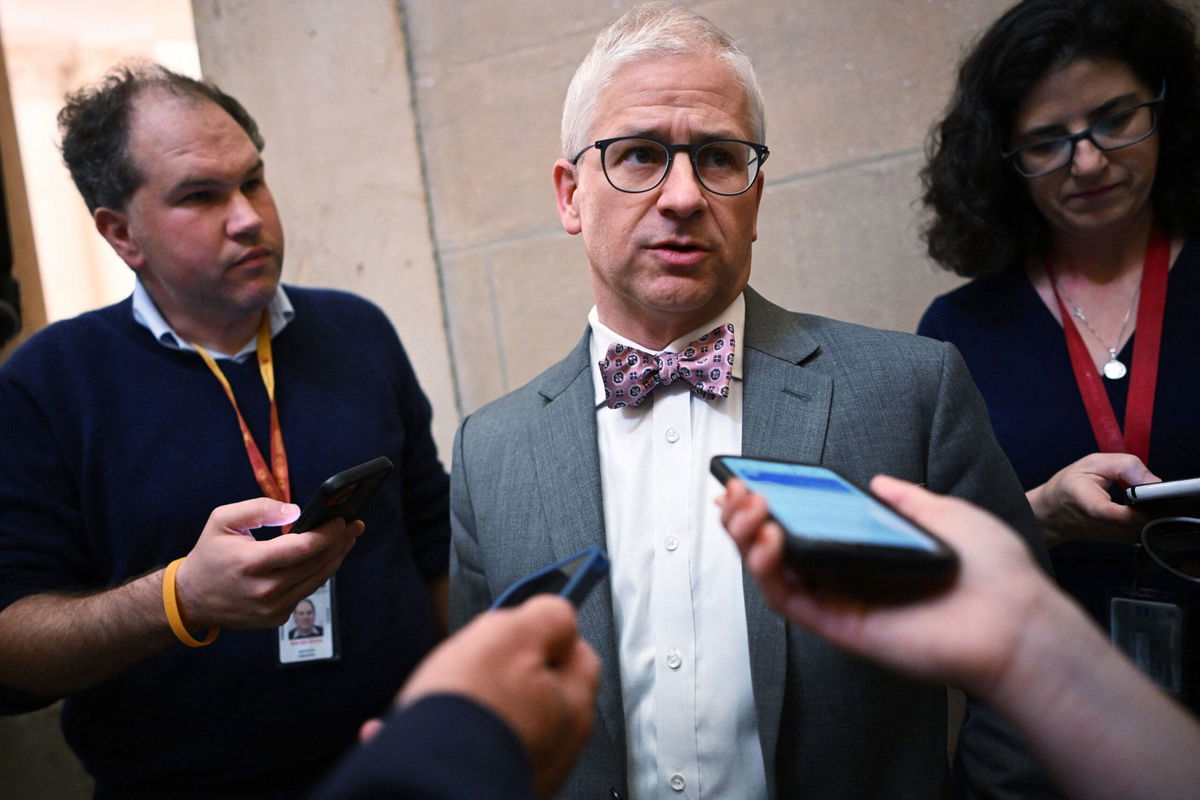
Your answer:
[1125,477,1200,512]
[291,457,395,533]
[491,546,610,610]
[711,455,958,600]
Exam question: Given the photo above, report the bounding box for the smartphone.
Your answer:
[291,457,395,533]
[491,546,610,610]
[711,455,958,600]
[1125,477,1200,511]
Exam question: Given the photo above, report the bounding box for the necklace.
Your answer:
[1050,275,1141,380]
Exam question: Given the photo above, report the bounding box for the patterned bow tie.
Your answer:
[599,324,735,409]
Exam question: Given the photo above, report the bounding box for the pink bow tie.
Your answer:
[599,324,735,409]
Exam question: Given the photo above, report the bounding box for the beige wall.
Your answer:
[0,1,1009,793]
[193,0,1008,438]
[0,0,200,328]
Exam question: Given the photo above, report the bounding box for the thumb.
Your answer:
[209,498,301,535]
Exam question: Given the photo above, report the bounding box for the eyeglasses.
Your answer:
[571,136,770,195]
[1141,517,1200,583]
[1002,83,1166,178]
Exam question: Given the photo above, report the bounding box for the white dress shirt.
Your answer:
[589,294,768,800]
[131,279,294,361]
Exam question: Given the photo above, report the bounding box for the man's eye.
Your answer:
[179,191,213,204]
[625,147,663,165]
[698,146,737,169]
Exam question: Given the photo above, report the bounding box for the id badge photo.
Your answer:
[277,578,339,665]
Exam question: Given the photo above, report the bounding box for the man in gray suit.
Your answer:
[450,4,1047,799]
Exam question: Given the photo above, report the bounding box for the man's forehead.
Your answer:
[127,90,262,182]
[593,54,752,137]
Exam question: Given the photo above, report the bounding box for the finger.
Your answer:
[253,517,356,569]
[509,595,578,664]
[715,478,747,511]
[722,491,771,553]
[869,475,975,545]
[558,639,601,693]
[358,717,385,744]
[211,498,301,534]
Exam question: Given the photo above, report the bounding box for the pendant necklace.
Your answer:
[1050,275,1140,380]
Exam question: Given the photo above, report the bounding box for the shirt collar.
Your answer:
[588,293,746,407]
[131,280,295,362]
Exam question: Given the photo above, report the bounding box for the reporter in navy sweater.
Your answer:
[0,63,450,798]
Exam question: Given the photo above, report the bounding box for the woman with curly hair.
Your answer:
[918,0,1200,708]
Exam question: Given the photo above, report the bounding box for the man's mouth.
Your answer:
[233,248,272,267]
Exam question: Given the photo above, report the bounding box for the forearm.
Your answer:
[986,588,1200,799]
[0,570,176,697]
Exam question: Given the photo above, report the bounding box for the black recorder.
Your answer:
[711,456,958,601]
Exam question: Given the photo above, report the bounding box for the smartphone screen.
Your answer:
[715,457,941,550]
[712,456,956,599]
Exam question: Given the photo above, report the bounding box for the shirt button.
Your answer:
[669,773,686,792]
[665,427,680,443]
[664,535,679,551]
[666,649,682,670]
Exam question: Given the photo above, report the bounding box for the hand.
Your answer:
[717,475,1055,698]
[1026,452,1159,547]
[398,595,600,799]
[174,498,364,630]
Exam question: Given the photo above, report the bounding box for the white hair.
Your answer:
[560,2,767,159]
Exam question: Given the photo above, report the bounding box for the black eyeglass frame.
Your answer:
[571,136,770,196]
[1002,82,1167,178]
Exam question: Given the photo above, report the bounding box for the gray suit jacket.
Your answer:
[450,287,1046,799]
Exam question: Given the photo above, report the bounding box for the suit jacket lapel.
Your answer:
[529,330,627,779]
[739,287,833,793]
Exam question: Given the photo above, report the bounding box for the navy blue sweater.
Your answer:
[0,287,450,798]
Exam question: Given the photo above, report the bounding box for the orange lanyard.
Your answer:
[193,313,291,504]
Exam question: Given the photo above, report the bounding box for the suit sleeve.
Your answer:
[309,694,533,800]
[449,416,498,631]
[925,342,1065,800]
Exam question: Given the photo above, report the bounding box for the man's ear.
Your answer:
[750,171,765,243]
[552,158,583,236]
[93,207,145,270]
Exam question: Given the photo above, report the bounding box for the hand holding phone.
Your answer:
[1125,477,1200,513]
[291,457,394,533]
[711,456,958,600]
[491,547,610,610]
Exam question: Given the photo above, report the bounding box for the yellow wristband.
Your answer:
[163,557,219,647]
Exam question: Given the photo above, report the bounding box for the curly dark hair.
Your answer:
[58,61,264,213]
[921,0,1200,277]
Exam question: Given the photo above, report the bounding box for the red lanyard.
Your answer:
[1044,226,1169,464]
[193,313,292,505]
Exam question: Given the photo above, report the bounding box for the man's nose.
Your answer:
[656,154,706,216]
[227,192,264,238]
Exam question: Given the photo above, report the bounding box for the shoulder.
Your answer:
[2,300,136,379]
[746,289,951,371]
[918,271,1030,337]
[282,286,406,359]
[799,314,957,386]
[465,332,590,420]
[284,285,389,322]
